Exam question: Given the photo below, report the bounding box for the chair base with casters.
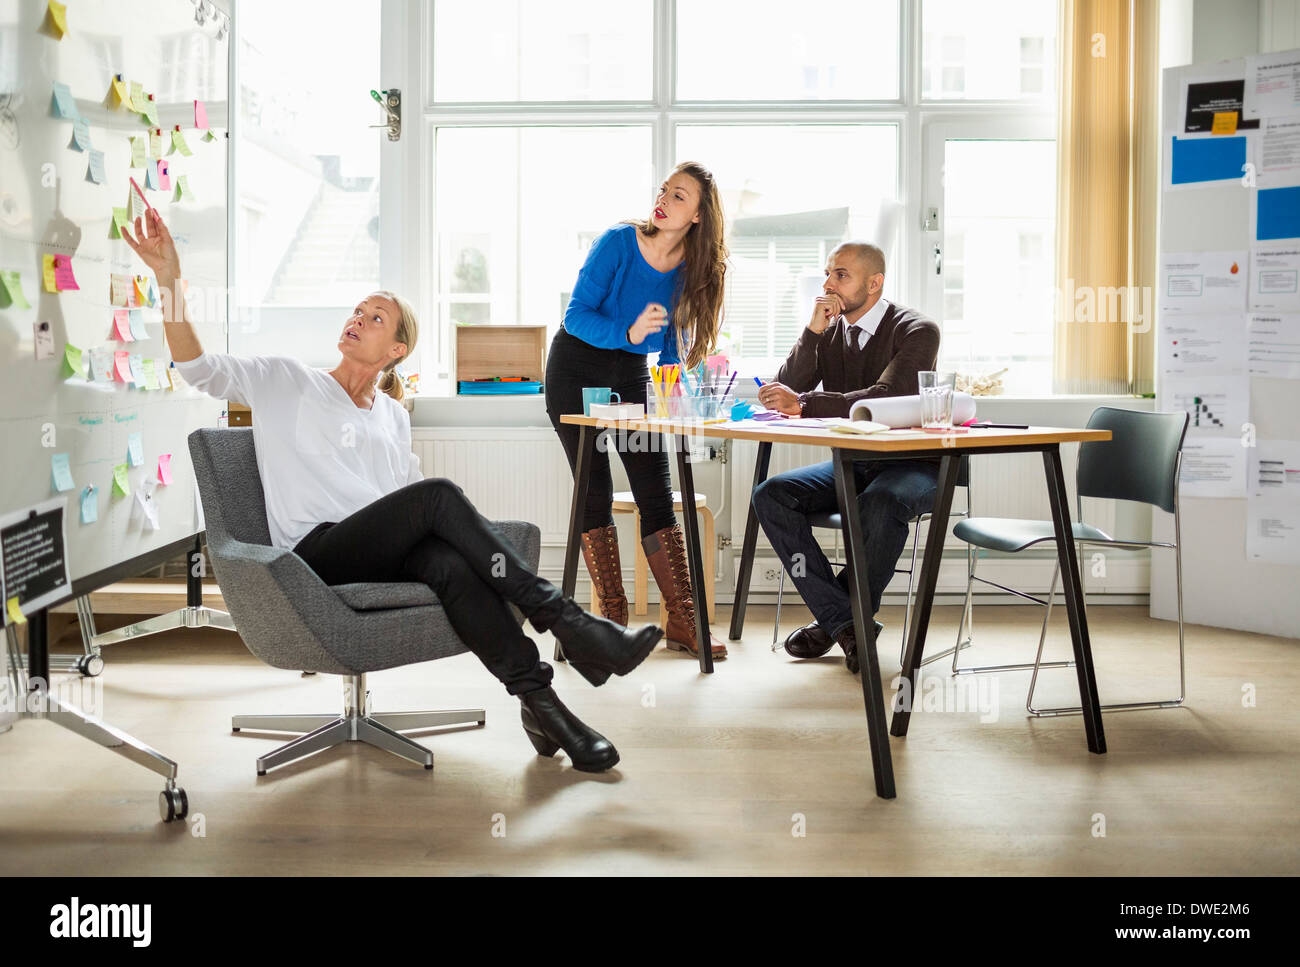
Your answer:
[232,672,484,775]
[770,461,972,669]
[949,406,1189,717]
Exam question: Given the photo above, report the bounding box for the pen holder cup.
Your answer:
[647,380,690,420]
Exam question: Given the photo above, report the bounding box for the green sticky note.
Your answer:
[63,343,83,378]
[130,135,145,168]
[175,174,193,201]
[112,463,130,496]
[202,129,217,142]
[111,207,130,239]
[171,128,191,156]
[0,269,30,309]
[141,358,158,390]
[143,97,159,127]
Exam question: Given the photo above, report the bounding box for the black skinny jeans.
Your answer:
[293,477,562,696]
[544,326,675,538]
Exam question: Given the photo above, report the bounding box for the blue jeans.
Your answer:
[752,459,940,639]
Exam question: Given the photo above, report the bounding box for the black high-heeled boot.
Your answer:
[519,687,619,772]
[547,600,663,686]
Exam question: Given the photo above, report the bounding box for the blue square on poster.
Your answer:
[1170,135,1246,185]
[1256,186,1300,241]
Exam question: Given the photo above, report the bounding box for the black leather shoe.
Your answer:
[519,687,619,773]
[783,622,835,659]
[548,600,664,687]
[835,621,885,674]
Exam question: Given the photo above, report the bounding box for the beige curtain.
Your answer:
[1054,0,1160,394]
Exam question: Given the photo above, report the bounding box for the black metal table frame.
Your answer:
[556,425,1107,800]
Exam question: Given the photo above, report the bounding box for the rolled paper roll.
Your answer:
[849,391,977,428]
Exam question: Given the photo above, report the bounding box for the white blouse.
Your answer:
[175,353,423,549]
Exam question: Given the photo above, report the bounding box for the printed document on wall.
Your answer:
[1159,251,1247,314]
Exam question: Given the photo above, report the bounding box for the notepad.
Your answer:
[821,417,890,435]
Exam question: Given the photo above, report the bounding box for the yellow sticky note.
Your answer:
[111,75,129,105]
[164,365,175,391]
[1212,111,1238,135]
[134,275,150,306]
[129,80,145,112]
[112,464,130,496]
[46,0,67,38]
[143,96,159,127]
[42,254,58,293]
[6,596,25,625]
[148,128,163,158]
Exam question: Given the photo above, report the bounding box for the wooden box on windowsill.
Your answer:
[454,325,547,394]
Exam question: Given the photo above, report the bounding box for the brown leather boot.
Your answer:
[642,524,727,660]
[581,525,628,626]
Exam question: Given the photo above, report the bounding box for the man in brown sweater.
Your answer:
[752,242,941,672]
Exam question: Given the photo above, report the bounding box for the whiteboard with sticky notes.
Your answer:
[0,0,230,595]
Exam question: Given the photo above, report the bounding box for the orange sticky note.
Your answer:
[1211,111,1238,135]
[134,275,150,306]
[113,308,133,342]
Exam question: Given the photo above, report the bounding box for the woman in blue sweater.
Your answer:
[545,161,729,660]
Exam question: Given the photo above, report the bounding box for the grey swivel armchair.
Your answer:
[188,428,541,775]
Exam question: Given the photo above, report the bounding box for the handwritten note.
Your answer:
[175,174,193,201]
[133,275,151,306]
[142,358,159,390]
[148,127,163,158]
[42,254,58,292]
[127,431,144,466]
[111,75,129,106]
[112,308,133,342]
[112,464,130,496]
[87,149,106,184]
[63,343,84,379]
[157,454,173,485]
[113,350,132,382]
[130,135,145,168]
[171,127,192,157]
[145,158,159,190]
[142,95,159,128]
[129,308,147,340]
[51,453,75,492]
[0,270,30,308]
[80,486,98,524]
[71,118,91,150]
[90,347,112,382]
[52,255,79,291]
[128,354,145,388]
[110,271,131,304]
[51,81,77,119]
[129,80,145,113]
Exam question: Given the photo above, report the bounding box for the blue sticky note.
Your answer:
[145,159,159,190]
[80,486,99,524]
[1257,186,1300,241]
[1170,135,1246,185]
[128,353,145,387]
[51,453,75,492]
[87,149,106,184]
[71,118,92,151]
[51,81,78,120]
[127,431,143,467]
[128,309,147,340]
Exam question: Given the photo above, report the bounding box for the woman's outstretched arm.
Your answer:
[120,207,202,362]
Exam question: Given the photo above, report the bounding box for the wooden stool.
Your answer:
[592,491,716,622]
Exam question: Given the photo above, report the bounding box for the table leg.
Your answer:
[728,440,772,641]
[832,450,895,800]
[890,454,959,739]
[556,423,596,664]
[675,434,714,673]
[1042,446,1107,754]
[28,607,49,695]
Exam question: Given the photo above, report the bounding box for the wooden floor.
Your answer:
[1,604,1296,876]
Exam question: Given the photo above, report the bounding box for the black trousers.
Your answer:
[293,477,561,696]
[544,326,675,538]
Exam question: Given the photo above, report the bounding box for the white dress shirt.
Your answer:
[174,353,423,549]
[846,297,890,351]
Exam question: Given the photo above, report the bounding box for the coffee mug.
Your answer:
[582,387,620,415]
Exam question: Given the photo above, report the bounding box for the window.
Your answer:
[419,1,1059,393]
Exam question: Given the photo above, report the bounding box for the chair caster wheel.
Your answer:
[76,654,104,677]
[159,787,188,822]
[231,727,240,732]
[424,763,433,770]
[257,769,266,776]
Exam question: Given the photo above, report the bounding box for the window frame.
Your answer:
[400,0,1060,393]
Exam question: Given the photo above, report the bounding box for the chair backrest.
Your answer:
[1076,407,1189,514]
[188,428,273,548]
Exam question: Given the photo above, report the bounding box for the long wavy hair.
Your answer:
[625,161,728,369]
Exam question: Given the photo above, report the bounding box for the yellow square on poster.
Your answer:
[1211,111,1238,135]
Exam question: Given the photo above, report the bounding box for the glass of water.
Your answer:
[918,371,956,430]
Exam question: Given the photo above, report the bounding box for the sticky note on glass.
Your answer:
[148,127,163,158]
[203,129,217,143]
[129,308,147,340]
[127,431,144,466]
[194,100,208,129]
[112,308,133,342]
[110,75,129,106]
[7,596,25,626]
[87,149,106,184]
[129,80,145,113]
[110,271,130,304]
[113,350,131,382]
[45,0,68,38]
[71,118,92,151]
[51,453,75,492]
[143,96,159,128]
[164,365,176,390]
[42,254,58,292]
[142,358,158,390]
[1211,111,1238,135]
[52,255,79,291]
[80,485,98,524]
[129,183,146,221]
[157,454,173,485]
[130,135,145,168]
[128,354,145,388]
[0,270,30,308]
[157,158,171,191]
[145,158,159,190]
[112,463,130,496]
[171,128,192,157]
[63,343,84,378]
[134,275,151,306]
[51,81,77,119]
[175,175,193,201]
[90,347,112,382]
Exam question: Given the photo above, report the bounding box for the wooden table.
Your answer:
[558,414,1112,800]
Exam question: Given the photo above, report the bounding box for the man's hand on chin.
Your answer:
[757,381,802,416]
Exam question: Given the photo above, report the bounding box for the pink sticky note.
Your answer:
[113,309,133,342]
[52,255,79,291]
[157,158,171,191]
[113,350,132,382]
[157,453,173,485]
[194,99,208,129]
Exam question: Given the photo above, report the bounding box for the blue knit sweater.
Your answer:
[562,224,683,364]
